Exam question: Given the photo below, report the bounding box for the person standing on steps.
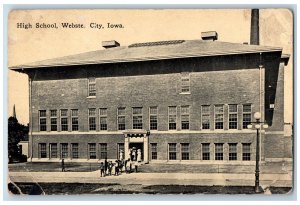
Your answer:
[137,149,142,162]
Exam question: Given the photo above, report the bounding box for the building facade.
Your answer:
[11,33,291,163]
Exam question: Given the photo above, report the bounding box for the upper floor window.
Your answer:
[181,73,190,93]
[39,110,47,131]
[149,107,158,130]
[132,107,143,129]
[88,108,96,131]
[117,108,126,130]
[168,106,177,130]
[71,109,79,131]
[60,109,68,131]
[181,106,190,130]
[242,104,252,129]
[229,104,238,129]
[88,78,96,97]
[50,110,57,131]
[99,108,107,131]
[215,105,224,129]
[201,105,210,129]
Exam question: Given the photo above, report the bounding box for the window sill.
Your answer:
[179,92,191,95]
[87,96,96,99]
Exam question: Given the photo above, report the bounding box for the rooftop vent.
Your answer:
[102,40,120,49]
[201,31,218,41]
[128,40,185,48]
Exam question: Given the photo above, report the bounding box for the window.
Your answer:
[117,143,124,160]
[202,143,210,160]
[181,143,190,160]
[88,108,96,131]
[229,143,237,161]
[71,143,79,159]
[50,143,57,158]
[38,143,47,158]
[181,106,190,130]
[88,77,96,97]
[242,143,251,161]
[228,105,238,129]
[215,143,224,160]
[99,108,107,130]
[50,110,57,131]
[61,143,68,159]
[132,107,143,129]
[215,105,224,129]
[60,109,68,131]
[168,143,177,160]
[181,73,190,93]
[149,107,158,130]
[39,110,47,131]
[201,105,210,129]
[71,109,79,131]
[243,104,252,129]
[88,143,96,159]
[99,143,107,159]
[168,106,177,130]
[117,108,126,130]
[151,143,158,160]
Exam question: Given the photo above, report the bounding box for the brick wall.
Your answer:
[149,133,257,161]
[27,52,287,161]
[32,134,124,159]
[32,132,259,161]
[31,69,261,132]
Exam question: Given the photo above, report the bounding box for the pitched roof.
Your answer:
[10,39,282,70]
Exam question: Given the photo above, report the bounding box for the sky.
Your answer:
[7,9,293,125]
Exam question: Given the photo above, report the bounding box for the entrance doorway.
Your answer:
[129,143,144,161]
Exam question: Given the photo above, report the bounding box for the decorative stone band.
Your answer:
[32,129,263,135]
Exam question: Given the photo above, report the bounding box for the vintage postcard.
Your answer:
[7,9,293,195]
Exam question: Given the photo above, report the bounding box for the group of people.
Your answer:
[99,157,139,177]
[60,148,142,176]
[99,148,142,177]
[128,148,142,162]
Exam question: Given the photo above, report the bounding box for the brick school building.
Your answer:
[10,32,291,164]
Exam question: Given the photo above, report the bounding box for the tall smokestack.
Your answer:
[250,9,259,45]
[13,104,16,119]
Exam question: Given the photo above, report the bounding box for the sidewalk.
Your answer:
[9,170,292,188]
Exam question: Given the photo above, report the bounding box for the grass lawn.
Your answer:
[8,162,100,172]
[8,182,293,195]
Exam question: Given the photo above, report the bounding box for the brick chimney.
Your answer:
[201,31,218,41]
[250,9,259,45]
[102,40,120,49]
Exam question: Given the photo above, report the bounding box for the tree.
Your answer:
[8,116,29,163]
